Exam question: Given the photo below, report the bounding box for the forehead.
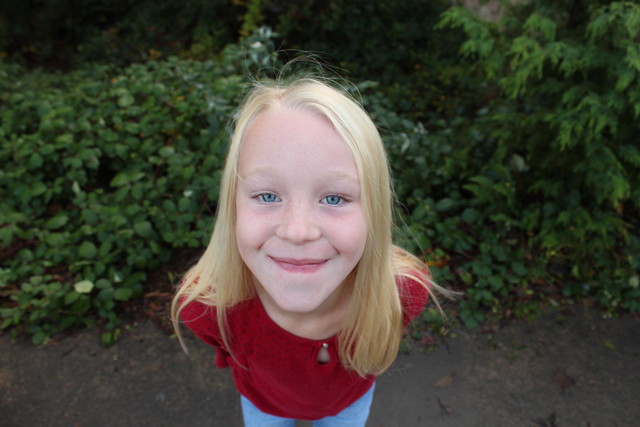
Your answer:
[237,108,359,178]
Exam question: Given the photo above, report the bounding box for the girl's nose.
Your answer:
[276,202,321,243]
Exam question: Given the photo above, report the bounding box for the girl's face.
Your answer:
[235,108,367,316]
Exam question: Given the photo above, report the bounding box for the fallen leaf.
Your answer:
[553,369,576,393]
[433,373,455,389]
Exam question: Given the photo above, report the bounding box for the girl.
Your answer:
[171,77,450,426]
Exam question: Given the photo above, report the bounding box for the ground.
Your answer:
[1,305,638,426]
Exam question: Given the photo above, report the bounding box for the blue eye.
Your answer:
[322,195,343,206]
[259,193,278,203]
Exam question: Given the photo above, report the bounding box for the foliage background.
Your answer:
[1,0,638,344]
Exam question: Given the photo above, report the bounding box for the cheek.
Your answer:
[332,215,368,261]
[235,206,273,255]
[235,207,257,252]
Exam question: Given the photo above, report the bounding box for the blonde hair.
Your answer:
[171,78,451,376]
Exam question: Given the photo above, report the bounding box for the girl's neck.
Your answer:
[255,280,352,341]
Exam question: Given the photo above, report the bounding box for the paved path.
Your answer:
[1,308,638,426]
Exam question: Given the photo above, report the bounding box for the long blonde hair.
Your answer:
[171,78,450,376]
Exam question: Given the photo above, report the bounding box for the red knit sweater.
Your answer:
[180,276,429,420]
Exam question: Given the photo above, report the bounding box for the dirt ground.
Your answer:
[1,306,638,427]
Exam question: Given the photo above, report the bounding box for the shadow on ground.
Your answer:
[1,307,638,426]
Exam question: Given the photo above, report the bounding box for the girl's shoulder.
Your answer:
[179,297,220,339]
[179,296,260,341]
[396,271,430,326]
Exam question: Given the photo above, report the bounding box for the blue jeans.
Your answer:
[240,383,375,427]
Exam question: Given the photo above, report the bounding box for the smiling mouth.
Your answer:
[270,257,328,273]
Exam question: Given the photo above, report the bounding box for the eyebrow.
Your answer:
[239,167,360,187]
[238,166,278,179]
[324,172,361,187]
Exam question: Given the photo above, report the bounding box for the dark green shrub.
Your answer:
[268,0,473,123]
[347,1,640,326]
[432,1,640,322]
[0,30,278,343]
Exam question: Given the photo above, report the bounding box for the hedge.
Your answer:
[0,30,276,344]
[2,1,639,344]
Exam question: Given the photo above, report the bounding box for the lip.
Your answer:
[270,257,328,273]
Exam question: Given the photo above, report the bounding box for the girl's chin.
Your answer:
[272,296,324,315]
[255,277,347,316]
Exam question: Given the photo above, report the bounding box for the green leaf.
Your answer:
[72,297,90,314]
[178,197,192,212]
[95,278,112,289]
[55,133,73,145]
[29,182,47,197]
[45,233,66,247]
[124,122,139,134]
[78,241,97,259]
[45,214,69,230]
[159,146,175,158]
[130,184,144,200]
[74,280,94,294]
[65,291,80,305]
[60,315,78,330]
[472,263,492,277]
[0,307,18,320]
[0,227,14,246]
[98,288,114,301]
[511,261,527,277]
[101,329,121,346]
[118,93,135,108]
[110,173,129,187]
[133,221,153,238]
[98,241,113,257]
[488,275,504,291]
[436,198,457,212]
[461,208,480,224]
[114,288,132,301]
[460,308,484,329]
[29,153,43,169]
[32,331,47,345]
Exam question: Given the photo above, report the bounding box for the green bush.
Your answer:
[2,0,639,341]
[268,0,471,123]
[343,1,640,326]
[0,30,278,344]
[430,0,640,322]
